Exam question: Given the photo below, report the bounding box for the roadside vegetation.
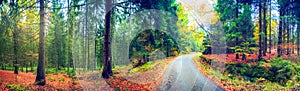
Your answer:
[194,53,300,90]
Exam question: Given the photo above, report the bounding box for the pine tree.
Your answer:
[35,0,46,86]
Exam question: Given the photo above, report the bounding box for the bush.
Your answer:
[5,84,26,91]
[48,77,55,82]
[46,68,56,74]
[266,57,297,85]
[60,78,65,82]
[130,62,154,73]
[225,57,298,86]
[200,56,213,65]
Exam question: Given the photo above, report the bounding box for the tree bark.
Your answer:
[286,8,290,55]
[102,0,113,79]
[258,0,263,59]
[278,6,283,57]
[35,0,46,85]
[235,0,239,59]
[86,2,90,70]
[263,0,267,56]
[67,0,71,75]
[269,0,272,53]
[26,63,28,73]
[297,23,300,56]
[13,28,18,74]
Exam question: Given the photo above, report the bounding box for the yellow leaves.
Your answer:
[253,19,278,43]
[144,45,152,52]
[189,22,197,31]
[254,26,259,43]
[267,20,278,35]
[49,13,53,17]
[199,4,206,11]
[185,46,191,52]
[172,51,179,56]
[210,12,220,24]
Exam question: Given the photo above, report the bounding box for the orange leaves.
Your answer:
[107,77,152,91]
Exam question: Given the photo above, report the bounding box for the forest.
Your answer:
[0,0,300,90]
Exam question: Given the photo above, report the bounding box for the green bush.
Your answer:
[60,78,65,82]
[46,68,57,74]
[5,84,26,91]
[266,57,297,85]
[225,57,299,86]
[130,62,154,73]
[48,77,55,82]
[200,56,213,65]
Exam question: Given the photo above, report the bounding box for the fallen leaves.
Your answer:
[0,70,83,90]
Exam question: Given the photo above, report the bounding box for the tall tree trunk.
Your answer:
[2,63,4,70]
[35,0,46,85]
[292,24,294,54]
[11,0,19,75]
[67,0,70,74]
[13,28,18,74]
[283,10,286,55]
[297,23,300,56]
[83,21,86,71]
[278,6,283,57]
[263,0,267,56]
[21,62,23,72]
[30,60,33,72]
[102,0,113,79]
[235,0,239,59]
[258,0,263,59]
[55,25,59,72]
[269,0,272,53]
[26,63,28,73]
[86,2,90,70]
[286,8,290,55]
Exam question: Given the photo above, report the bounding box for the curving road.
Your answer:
[160,54,225,91]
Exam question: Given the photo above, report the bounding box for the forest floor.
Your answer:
[203,48,299,64]
[194,48,300,90]
[0,70,83,90]
[0,57,176,90]
[0,49,298,90]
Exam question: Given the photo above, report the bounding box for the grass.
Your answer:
[5,84,26,91]
[129,62,156,73]
[193,53,293,90]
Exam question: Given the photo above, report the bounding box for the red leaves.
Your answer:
[0,70,82,90]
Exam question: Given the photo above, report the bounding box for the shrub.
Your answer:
[200,56,213,65]
[5,84,26,91]
[130,62,154,73]
[46,68,56,74]
[48,77,55,82]
[226,57,298,86]
[60,78,65,82]
[267,57,297,85]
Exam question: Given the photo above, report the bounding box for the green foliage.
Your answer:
[266,58,298,85]
[46,68,57,74]
[114,88,120,91]
[5,84,26,91]
[129,29,179,67]
[130,62,155,73]
[215,0,255,51]
[196,55,300,90]
[48,77,56,82]
[226,57,299,86]
[59,78,65,82]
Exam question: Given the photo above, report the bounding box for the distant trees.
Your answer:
[215,0,255,59]
[215,0,300,59]
[277,0,299,57]
[47,0,67,72]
